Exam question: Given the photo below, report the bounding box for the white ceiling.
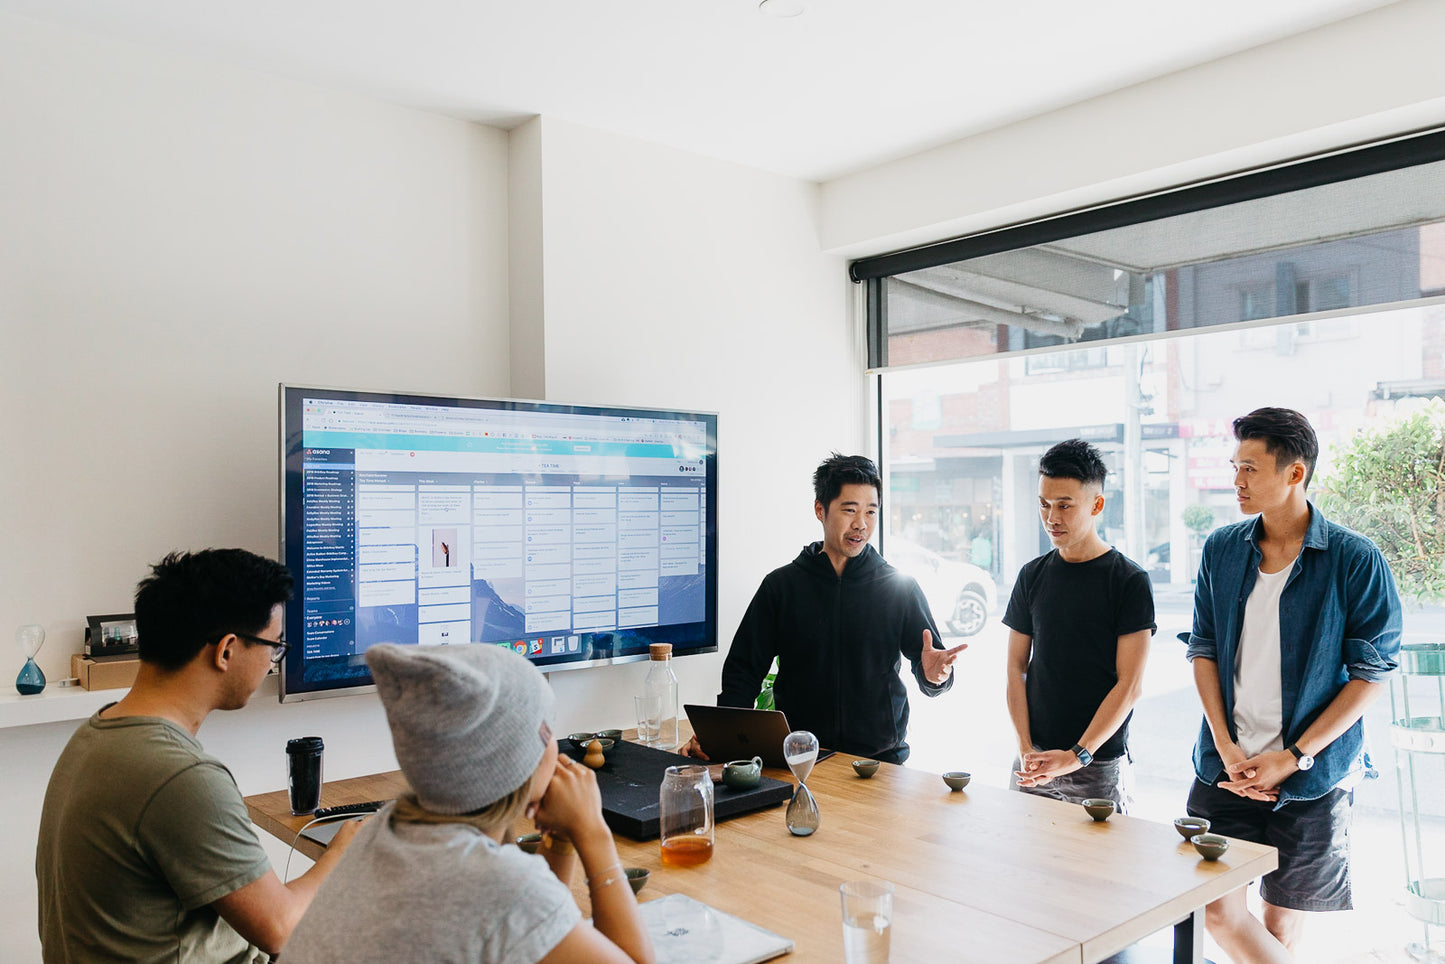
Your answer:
[0,0,1401,181]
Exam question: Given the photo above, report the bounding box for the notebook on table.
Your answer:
[636,893,794,964]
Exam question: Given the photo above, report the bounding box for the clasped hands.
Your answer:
[1216,743,1296,801]
[1014,748,1081,787]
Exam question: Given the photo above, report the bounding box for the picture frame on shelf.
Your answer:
[85,614,138,660]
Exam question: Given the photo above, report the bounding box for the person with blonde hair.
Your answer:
[284,644,653,964]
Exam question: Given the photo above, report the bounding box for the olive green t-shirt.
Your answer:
[36,709,272,963]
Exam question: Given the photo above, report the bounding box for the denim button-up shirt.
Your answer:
[1185,502,1401,805]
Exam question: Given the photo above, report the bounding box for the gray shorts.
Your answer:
[1187,778,1353,912]
[1009,751,1133,814]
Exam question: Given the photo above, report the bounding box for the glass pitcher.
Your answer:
[659,764,714,867]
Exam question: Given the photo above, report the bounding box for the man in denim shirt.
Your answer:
[1185,408,1400,962]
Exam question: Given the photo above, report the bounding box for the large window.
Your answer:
[856,131,1445,366]
[878,304,1445,586]
[857,128,1445,583]
[857,130,1445,957]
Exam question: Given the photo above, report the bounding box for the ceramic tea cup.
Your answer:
[1082,798,1116,822]
[722,755,763,790]
[566,732,597,753]
[942,771,971,791]
[596,728,623,743]
[1192,833,1230,861]
[852,759,880,779]
[624,867,650,894]
[1174,817,1211,840]
[516,832,543,855]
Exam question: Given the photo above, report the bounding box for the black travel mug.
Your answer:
[286,736,324,815]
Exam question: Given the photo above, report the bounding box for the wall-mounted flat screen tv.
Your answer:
[279,385,718,702]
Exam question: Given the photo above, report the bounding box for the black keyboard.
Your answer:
[313,800,387,819]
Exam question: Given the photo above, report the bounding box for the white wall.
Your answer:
[0,18,858,964]
[507,116,547,400]
[820,0,1445,257]
[0,15,510,961]
[0,13,512,683]
[517,116,858,724]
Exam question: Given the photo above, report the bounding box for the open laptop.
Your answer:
[684,705,796,768]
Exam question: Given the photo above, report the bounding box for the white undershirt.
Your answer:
[1233,565,1290,758]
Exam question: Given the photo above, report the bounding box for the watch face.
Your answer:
[1298,754,1314,771]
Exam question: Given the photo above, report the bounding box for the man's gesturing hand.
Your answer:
[920,629,967,684]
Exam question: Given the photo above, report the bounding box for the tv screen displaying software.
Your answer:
[278,385,718,702]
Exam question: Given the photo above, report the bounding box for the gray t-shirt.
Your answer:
[284,808,581,963]
[36,709,272,964]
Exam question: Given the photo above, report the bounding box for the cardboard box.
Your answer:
[71,653,140,691]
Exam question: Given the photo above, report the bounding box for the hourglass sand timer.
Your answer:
[15,624,47,695]
[784,729,820,836]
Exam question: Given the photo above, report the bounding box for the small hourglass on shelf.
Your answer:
[783,729,820,837]
[15,624,47,695]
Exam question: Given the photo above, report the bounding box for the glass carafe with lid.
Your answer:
[643,642,680,750]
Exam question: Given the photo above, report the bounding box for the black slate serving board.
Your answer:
[561,739,794,840]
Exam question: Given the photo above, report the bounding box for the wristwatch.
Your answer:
[1287,743,1314,771]
[1071,743,1093,767]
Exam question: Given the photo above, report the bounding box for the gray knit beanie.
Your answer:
[365,643,557,815]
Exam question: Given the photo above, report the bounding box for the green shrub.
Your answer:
[1317,400,1445,605]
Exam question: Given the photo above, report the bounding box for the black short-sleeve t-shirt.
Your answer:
[1003,548,1156,760]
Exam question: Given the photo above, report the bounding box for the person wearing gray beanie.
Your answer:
[283,643,655,964]
[367,642,558,815]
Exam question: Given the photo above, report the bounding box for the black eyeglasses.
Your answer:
[234,632,290,664]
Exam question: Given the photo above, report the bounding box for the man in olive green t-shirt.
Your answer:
[36,549,362,962]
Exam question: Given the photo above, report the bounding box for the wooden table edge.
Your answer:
[1079,842,1277,962]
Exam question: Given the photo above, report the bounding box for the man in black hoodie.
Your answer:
[690,453,964,764]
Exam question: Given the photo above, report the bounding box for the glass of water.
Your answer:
[840,879,893,963]
[634,694,664,746]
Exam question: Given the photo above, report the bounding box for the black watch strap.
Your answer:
[1071,743,1093,767]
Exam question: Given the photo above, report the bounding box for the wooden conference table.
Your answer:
[246,753,1275,964]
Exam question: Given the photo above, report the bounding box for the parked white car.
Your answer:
[885,539,999,637]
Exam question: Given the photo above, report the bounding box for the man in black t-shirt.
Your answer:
[1003,439,1156,810]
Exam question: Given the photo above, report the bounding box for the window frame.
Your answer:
[853,127,1445,370]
